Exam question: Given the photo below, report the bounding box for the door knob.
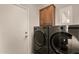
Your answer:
[25,32,27,34]
[25,35,28,38]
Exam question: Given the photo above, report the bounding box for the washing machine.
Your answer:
[49,26,72,54]
[49,25,79,54]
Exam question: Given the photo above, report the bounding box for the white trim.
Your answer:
[13,4,27,10]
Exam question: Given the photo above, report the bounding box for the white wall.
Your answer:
[55,4,71,25]
[72,5,79,25]
[55,4,79,25]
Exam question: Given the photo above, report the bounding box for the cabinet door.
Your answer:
[40,5,55,27]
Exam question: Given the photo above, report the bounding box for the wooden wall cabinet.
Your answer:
[40,4,55,27]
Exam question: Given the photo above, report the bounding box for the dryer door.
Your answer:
[50,32,72,54]
[33,30,47,53]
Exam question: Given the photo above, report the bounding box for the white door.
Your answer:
[0,5,29,53]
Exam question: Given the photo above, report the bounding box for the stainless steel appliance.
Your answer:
[32,26,49,54]
[49,26,72,54]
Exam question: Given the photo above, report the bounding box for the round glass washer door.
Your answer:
[50,32,72,54]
